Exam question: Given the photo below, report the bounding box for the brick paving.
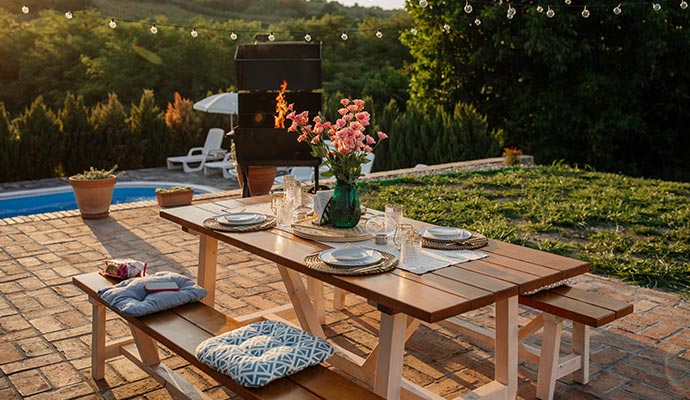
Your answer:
[1,160,689,399]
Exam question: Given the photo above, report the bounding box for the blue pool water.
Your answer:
[0,183,216,219]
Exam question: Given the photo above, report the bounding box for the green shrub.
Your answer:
[13,96,61,180]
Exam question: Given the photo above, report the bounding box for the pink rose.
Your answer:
[365,135,375,144]
[340,98,350,106]
[377,131,388,140]
[338,108,348,116]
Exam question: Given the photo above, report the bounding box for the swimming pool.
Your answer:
[0,181,220,219]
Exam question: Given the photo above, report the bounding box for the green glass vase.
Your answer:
[328,180,361,228]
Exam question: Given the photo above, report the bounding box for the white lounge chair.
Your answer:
[203,153,238,180]
[316,152,375,179]
[274,166,316,185]
[166,128,226,173]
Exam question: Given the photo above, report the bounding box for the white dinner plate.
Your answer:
[216,212,267,226]
[417,227,471,242]
[319,248,383,267]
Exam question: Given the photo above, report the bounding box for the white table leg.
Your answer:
[494,296,518,399]
[197,235,218,306]
[375,311,407,399]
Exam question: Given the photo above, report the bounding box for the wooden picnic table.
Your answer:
[160,195,589,400]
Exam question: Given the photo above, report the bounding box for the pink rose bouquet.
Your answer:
[286,98,388,184]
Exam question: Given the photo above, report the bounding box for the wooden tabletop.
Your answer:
[160,196,589,323]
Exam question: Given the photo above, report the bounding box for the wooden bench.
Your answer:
[73,272,382,400]
[438,285,633,400]
[517,286,633,400]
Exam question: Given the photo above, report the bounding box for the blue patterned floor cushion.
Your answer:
[195,320,334,387]
[98,271,207,317]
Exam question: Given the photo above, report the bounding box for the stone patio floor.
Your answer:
[1,160,689,399]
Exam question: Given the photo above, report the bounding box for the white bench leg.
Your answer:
[571,322,590,384]
[537,314,563,400]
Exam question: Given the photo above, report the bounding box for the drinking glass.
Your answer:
[275,198,293,228]
[270,191,285,214]
[385,203,403,233]
[400,235,422,268]
[393,223,414,250]
[365,215,391,244]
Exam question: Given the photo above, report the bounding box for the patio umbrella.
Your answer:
[193,92,238,131]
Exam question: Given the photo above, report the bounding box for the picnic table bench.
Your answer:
[73,272,382,400]
[440,285,633,400]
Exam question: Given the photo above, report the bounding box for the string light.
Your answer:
[474,17,482,26]
[652,2,662,10]
[230,31,238,40]
[442,23,451,32]
[507,3,516,19]
[376,29,383,38]
[681,0,688,9]
[464,1,473,14]
[304,32,312,42]
[581,5,590,18]
[150,24,158,34]
[109,18,117,29]
[537,5,544,12]
[614,3,622,14]
[65,10,73,19]
[419,0,429,8]
[547,5,556,17]
[190,28,198,37]
[341,32,348,41]
[21,5,29,14]
[268,32,275,41]
[564,0,571,4]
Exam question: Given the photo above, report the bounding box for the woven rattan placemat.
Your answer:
[203,215,276,232]
[421,232,488,250]
[305,249,397,276]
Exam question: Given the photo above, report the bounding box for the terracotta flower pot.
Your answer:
[156,189,194,208]
[68,176,117,219]
[236,165,277,196]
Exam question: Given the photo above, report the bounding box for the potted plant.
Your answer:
[230,143,277,196]
[155,186,194,208]
[68,165,118,219]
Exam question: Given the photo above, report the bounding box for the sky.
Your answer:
[329,0,406,10]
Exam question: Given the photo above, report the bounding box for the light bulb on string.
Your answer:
[653,2,661,11]
[109,18,117,29]
[376,29,383,39]
[507,4,516,19]
[191,28,198,38]
[410,27,418,35]
[537,5,544,12]
[268,32,275,41]
[150,24,158,34]
[474,18,482,26]
[613,3,622,14]
[341,32,348,41]
[419,0,429,8]
[304,32,312,42]
[65,10,73,19]
[581,5,590,18]
[230,31,238,40]
[681,0,688,9]
[546,5,555,17]
[564,0,571,5]
[464,1,473,13]
[442,23,451,32]
[21,5,29,14]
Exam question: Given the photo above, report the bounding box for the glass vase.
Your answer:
[328,180,361,228]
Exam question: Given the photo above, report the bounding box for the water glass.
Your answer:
[275,198,293,228]
[400,235,422,268]
[385,203,403,233]
[283,176,301,208]
[270,191,285,214]
[393,223,414,250]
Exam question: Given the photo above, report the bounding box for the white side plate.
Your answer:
[216,212,267,226]
[417,227,471,242]
[319,248,383,267]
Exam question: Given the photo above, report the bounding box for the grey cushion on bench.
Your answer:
[195,320,334,388]
[97,271,207,317]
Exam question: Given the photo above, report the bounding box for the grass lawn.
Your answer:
[359,164,690,296]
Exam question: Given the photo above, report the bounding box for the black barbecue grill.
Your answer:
[234,42,323,197]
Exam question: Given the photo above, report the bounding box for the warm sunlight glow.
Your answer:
[274,80,288,129]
